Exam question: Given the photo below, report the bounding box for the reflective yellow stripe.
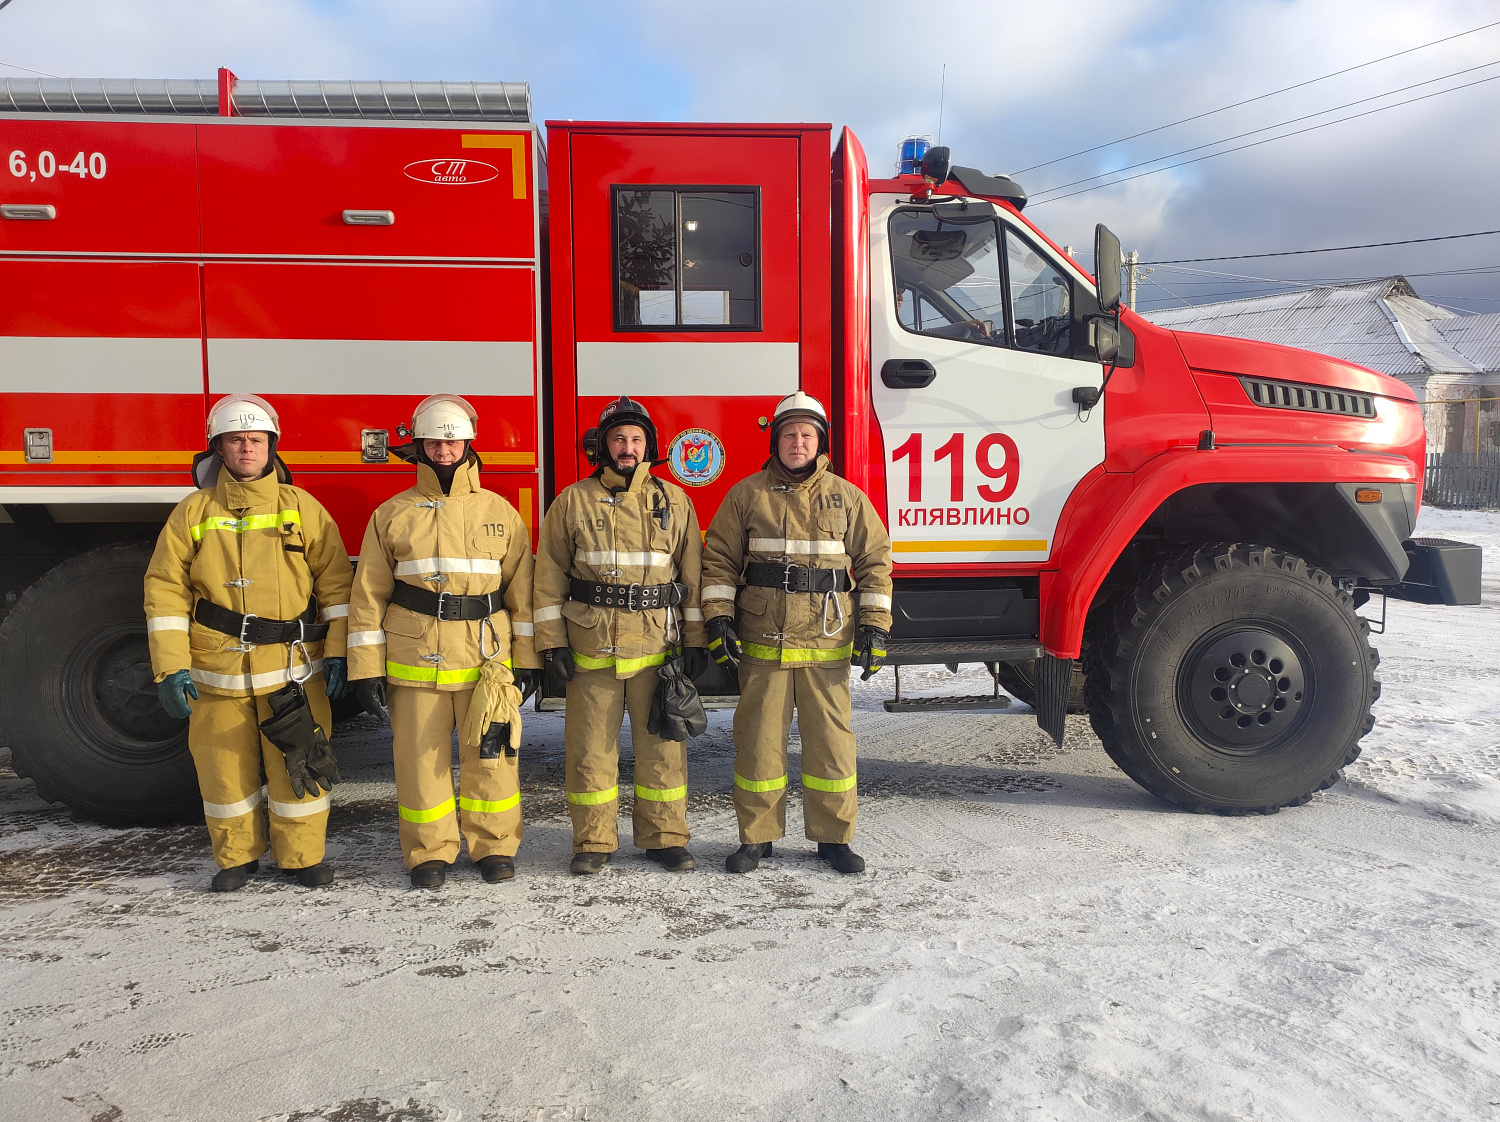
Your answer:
[802,772,857,793]
[734,772,788,793]
[569,650,667,673]
[567,786,619,806]
[570,651,615,670]
[189,509,301,541]
[634,783,687,802]
[458,793,520,814]
[385,660,483,685]
[743,642,854,664]
[616,652,667,674]
[708,637,724,650]
[399,797,456,823]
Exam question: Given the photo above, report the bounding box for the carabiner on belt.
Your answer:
[287,618,315,687]
[820,589,846,638]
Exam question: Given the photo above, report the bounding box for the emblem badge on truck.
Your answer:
[667,428,726,487]
[403,158,500,185]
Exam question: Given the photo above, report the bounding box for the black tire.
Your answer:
[1085,543,1379,814]
[993,659,1087,713]
[0,542,198,824]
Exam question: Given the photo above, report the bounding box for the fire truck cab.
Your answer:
[0,73,1482,824]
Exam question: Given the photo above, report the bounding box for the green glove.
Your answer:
[157,670,198,720]
[324,656,349,699]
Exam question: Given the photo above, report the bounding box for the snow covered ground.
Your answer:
[1,509,1496,1122]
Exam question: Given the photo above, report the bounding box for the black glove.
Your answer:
[479,722,516,761]
[681,647,710,680]
[543,647,575,689]
[259,683,339,799]
[353,677,387,722]
[511,667,540,703]
[853,625,890,682]
[706,617,741,674]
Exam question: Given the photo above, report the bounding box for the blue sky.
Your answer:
[3,0,1499,312]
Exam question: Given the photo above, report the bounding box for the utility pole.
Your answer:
[1123,250,1153,311]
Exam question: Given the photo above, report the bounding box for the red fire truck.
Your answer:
[0,72,1481,823]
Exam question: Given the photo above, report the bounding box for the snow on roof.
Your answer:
[1143,277,1500,388]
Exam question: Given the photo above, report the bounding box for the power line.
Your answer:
[0,60,61,77]
[1027,71,1500,206]
[1013,18,1500,175]
[1143,228,1500,264]
[1030,58,1500,197]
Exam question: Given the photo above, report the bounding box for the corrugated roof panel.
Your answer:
[1436,312,1500,373]
[1144,278,1453,380]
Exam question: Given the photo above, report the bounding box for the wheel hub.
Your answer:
[85,633,185,745]
[1182,627,1307,752]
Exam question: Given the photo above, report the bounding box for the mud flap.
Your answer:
[1034,655,1074,747]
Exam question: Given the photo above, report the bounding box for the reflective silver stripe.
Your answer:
[511,621,535,635]
[682,608,703,622]
[318,603,349,621]
[393,557,502,576]
[146,615,190,633]
[203,789,264,818]
[347,630,385,648]
[859,593,892,610]
[749,538,846,555]
[575,549,674,568]
[701,584,738,602]
[533,604,564,623]
[268,794,330,818]
[189,659,323,692]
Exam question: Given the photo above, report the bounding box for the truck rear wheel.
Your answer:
[0,542,198,823]
[1085,543,1379,814]
[993,659,1087,713]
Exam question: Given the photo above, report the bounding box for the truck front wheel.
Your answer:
[1085,543,1379,814]
[0,542,199,823]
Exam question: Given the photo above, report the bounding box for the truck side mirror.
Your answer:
[1090,318,1121,364]
[920,145,951,187]
[1094,223,1122,314]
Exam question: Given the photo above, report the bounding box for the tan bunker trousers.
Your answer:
[390,684,522,869]
[188,678,333,871]
[564,665,688,853]
[732,661,857,845]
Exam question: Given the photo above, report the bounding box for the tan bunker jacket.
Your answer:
[701,455,893,664]
[533,464,706,677]
[144,468,353,696]
[347,459,537,687]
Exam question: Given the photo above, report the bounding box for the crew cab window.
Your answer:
[614,187,760,330]
[1004,230,1072,356]
[889,209,1008,347]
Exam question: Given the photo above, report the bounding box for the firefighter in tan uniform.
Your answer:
[346,395,539,889]
[701,392,893,875]
[145,394,353,892]
[533,397,709,875]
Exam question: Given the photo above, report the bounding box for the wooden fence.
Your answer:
[1425,452,1500,509]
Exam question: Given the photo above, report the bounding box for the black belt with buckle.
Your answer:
[569,578,686,611]
[744,562,852,594]
[194,597,329,645]
[390,580,502,621]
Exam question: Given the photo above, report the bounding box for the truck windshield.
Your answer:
[890,209,1008,348]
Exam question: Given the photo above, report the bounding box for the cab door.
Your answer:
[869,196,1103,564]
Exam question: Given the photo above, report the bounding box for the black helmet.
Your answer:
[596,395,659,462]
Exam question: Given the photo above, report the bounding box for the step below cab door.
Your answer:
[870,195,1104,565]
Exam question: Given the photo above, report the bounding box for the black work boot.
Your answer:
[476,855,515,883]
[645,846,697,872]
[210,859,258,893]
[290,863,335,888]
[725,842,773,874]
[817,842,865,875]
[569,851,611,875]
[410,860,447,889]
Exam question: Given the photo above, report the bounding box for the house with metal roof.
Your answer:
[1145,278,1500,458]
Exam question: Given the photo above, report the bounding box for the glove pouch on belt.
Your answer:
[647,654,708,743]
[462,658,524,769]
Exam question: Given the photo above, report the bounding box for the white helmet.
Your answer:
[411,394,478,441]
[207,393,280,439]
[768,390,829,456]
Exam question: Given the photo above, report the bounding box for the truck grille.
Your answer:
[1239,376,1375,418]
